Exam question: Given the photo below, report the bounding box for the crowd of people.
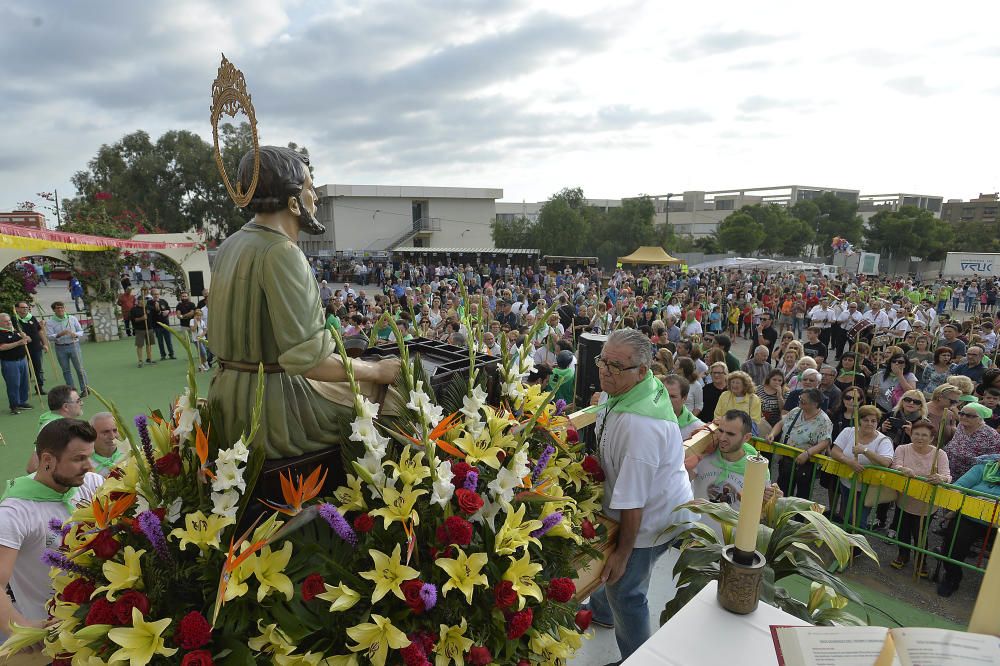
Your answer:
[310,259,1000,606]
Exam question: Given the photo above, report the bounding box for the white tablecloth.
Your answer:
[622,580,803,665]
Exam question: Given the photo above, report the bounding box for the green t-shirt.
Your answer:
[325,313,342,332]
[38,411,62,433]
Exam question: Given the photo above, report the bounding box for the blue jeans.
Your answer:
[154,326,174,359]
[1,358,28,409]
[586,541,671,660]
[55,344,88,392]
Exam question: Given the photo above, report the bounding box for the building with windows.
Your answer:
[0,210,46,230]
[940,193,999,225]
[857,193,943,221]
[298,184,502,256]
[657,185,860,238]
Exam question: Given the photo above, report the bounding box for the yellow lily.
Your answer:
[577,490,603,520]
[248,621,295,657]
[316,583,361,612]
[529,630,573,666]
[360,544,419,603]
[94,546,145,600]
[387,445,431,486]
[492,502,542,555]
[321,656,359,666]
[169,511,234,551]
[502,552,543,609]
[0,623,47,660]
[107,607,177,665]
[274,652,326,666]
[453,430,504,469]
[346,614,410,666]
[435,549,489,604]
[333,475,367,513]
[252,541,295,602]
[370,485,426,528]
[435,619,474,666]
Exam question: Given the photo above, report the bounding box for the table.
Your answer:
[622,581,803,665]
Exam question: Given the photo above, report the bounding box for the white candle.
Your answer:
[734,455,768,556]
[968,533,1000,635]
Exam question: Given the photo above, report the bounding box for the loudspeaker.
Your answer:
[188,271,205,297]
[576,332,607,408]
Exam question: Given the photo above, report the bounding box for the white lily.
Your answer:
[212,460,247,493]
[211,490,240,519]
[355,396,380,421]
[173,389,202,440]
[218,438,250,466]
[460,386,488,421]
[430,459,455,508]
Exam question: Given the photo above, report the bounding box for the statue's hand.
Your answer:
[374,357,402,384]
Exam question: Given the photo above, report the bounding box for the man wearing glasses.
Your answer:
[25,384,84,474]
[583,329,693,663]
[952,345,986,383]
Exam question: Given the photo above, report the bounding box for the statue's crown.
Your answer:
[210,54,259,208]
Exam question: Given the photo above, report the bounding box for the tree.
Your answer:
[733,204,814,257]
[952,220,1000,253]
[491,216,535,248]
[864,205,954,261]
[794,192,864,250]
[67,125,311,240]
[533,189,592,257]
[716,212,765,254]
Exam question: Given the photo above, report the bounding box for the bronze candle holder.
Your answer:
[717,544,766,614]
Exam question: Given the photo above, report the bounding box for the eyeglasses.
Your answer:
[595,356,639,376]
[64,398,84,405]
[901,397,921,405]
[959,412,979,418]
[892,360,905,365]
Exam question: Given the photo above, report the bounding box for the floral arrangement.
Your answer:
[1,325,606,665]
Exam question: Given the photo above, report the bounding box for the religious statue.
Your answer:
[207,57,399,461]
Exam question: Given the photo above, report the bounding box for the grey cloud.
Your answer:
[885,76,939,96]
[672,30,789,60]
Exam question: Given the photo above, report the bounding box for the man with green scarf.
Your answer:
[0,419,103,642]
[938,452,1000,597]
[663,375,705,439]
[582,329,693,662]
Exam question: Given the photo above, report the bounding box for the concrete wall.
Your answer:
[422,198,494,248]
[330,196,414,251]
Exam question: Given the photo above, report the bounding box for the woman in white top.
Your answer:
[189,309,209,371]
[830,404,894,529]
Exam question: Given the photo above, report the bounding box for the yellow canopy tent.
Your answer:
[617,246,683,265]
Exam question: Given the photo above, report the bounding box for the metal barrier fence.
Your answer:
[751,438,998,578]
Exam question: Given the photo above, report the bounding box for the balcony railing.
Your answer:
[413,217,441,232]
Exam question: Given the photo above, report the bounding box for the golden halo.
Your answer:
[210,54,259,208]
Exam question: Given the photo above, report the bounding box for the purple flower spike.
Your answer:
[419,583,437,611]
[554,399,567,416]
[531,445,556,485]
[134,414,162,495]
[48,518,69,537]
[137,510,171,560]
[463,470,479,492]
[318,503,358,547]
[42,549,97,579]
[530,511,563,539]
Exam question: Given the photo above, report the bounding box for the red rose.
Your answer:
[517,661,531,666]
[90,529,121,560]
[467,646,492,665]
[52,658,71,666]
[581,455,604,481]
[181,650,214,666]
[399,641,428,666]
[494,580,517,609]
[450,461,474,488]
[175,611,213,650]
[547,577,575,603]
[566,427,579,443]
[454,489,484,515]
[301,574,325,602]
[60,578,95,604]
[401,579,425,614]
[581,518,597,540]
[506,607,533,639]
[84,598,115,626]
[113,590,150,624]
[575,609,593,631]
[353,513,374,533]
[154,451,183,477]
[437,515,473,546]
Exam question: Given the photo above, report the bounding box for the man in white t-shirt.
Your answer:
[0,418,103,645]
[585,329,692,661]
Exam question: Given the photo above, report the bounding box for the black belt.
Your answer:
[218,359,285,374]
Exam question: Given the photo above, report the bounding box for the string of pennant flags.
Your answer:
[0,223,200,253]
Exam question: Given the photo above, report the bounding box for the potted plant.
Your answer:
[661,495,878,626]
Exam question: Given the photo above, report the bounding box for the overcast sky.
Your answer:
[2,0,999,216]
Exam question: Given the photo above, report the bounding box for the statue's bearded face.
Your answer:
[296,173,326,235]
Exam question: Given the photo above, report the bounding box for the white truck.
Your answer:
[942,252,1000,278]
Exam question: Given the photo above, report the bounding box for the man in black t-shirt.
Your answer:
[130,302,155,366]
[176,291,197,331]
[802,326,828,364]
[753,314,778,360]
[147,288,175,361]
[12,301,47,395]
[0,312,32,414]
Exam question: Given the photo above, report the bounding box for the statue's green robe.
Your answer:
[207,222,353,458]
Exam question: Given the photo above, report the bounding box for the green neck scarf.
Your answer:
[983,461,1000,485]
[2,475,80,513]
[91,449,123,475]
[586,370,677,423]
[52,313,69,323]
[14,312,33,325]
[676,405,698,428]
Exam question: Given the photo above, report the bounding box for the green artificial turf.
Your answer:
[0,338,198,486]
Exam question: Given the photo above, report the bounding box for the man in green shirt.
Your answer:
[26,384,83,474]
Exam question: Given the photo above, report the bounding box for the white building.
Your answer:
[857,193,944,222]
[298,184,502,256]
